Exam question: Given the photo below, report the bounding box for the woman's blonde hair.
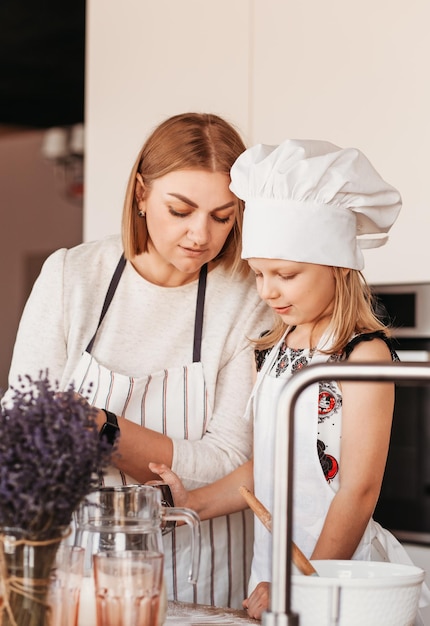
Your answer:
[254,268,391,353]
[122,112,247,274]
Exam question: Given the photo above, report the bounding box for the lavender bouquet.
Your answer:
[0,372,114,626]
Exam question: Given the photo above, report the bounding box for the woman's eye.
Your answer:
[168,207,189,218]
[212,214,232,224]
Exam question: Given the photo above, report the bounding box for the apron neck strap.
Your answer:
[192,263,208,362]
[85,256,208,362]
[86,254,127,353]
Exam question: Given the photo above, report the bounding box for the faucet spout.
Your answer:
[262,360,430,626]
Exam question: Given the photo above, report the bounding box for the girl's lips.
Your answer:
[273,305,292,314]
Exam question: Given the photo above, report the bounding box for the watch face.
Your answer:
[99,422,119,446]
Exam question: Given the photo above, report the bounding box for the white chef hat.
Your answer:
[230,139,401,270]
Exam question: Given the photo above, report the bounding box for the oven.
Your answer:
[373,283,430,544]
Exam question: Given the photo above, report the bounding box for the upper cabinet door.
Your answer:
[251,0,430,284]
[85,0,430,284]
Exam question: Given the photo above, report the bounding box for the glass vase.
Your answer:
[0,527,67,626]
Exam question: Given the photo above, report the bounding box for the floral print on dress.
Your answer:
[317,439,339,481]
[255,342,342,483]
[318,380,342,423]
[317,380,342,482]
[255,330,398,487]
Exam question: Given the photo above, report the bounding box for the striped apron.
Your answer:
[68,255,253,609]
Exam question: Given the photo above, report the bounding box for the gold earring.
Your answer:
[138,210,146,218]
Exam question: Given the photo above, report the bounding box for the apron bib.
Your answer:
[249,329,335,588]
[67,256,253,609]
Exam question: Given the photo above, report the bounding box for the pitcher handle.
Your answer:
[161,506,201,584]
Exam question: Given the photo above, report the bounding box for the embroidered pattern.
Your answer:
[256,343,316,377]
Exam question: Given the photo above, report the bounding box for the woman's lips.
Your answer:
[180,246,208,258]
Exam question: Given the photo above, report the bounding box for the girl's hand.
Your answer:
[243,581,270,619]
[148,462,190,508]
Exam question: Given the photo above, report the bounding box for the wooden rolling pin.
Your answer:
[239,485,318,577]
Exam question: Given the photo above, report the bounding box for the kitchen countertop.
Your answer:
[78,576,259,625]
[166,601,259,624]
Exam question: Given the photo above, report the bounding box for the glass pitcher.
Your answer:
[74,484,200,584]
[74,485,200,626]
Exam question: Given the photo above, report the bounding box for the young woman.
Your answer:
[7,113,273,609]
[150,139,429,619]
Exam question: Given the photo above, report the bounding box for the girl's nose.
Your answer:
[259,278,278,301]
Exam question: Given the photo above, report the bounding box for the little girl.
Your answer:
[150,139,429,619]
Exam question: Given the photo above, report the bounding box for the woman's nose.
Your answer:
[187,216,209,245]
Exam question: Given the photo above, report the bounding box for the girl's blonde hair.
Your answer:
[122,112,248,274]
[254,268,391,353]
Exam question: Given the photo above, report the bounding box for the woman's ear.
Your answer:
[135,172,146,202]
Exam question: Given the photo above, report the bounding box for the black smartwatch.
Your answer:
[99,409,120,445]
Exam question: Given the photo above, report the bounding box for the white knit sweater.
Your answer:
[8,235,273,484]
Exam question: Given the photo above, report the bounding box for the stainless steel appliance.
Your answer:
[373,282,430,543]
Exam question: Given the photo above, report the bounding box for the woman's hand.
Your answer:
[243,582,270,619]
[148,462,190,508]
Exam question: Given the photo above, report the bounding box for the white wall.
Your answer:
[84,0,250,242]
[85,0,430,285]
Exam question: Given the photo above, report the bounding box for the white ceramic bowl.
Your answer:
[292,560,425,626]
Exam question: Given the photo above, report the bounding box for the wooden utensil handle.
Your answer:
[291,542,318,577]
[239,485,318,577]
[239,485,272,532]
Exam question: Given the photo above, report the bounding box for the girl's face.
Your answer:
[136,169,237,280]
[248,258,337,332]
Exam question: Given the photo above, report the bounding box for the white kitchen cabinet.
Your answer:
[251,0,430,285]
[85,1,430,284]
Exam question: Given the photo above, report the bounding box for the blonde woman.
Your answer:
[8,113,273,608]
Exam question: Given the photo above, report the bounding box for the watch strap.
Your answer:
[99,409,120,445]
[102,409,118,428]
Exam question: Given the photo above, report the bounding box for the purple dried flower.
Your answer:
[0,372,114,539]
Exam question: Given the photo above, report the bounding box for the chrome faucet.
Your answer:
[262,361,430,626]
